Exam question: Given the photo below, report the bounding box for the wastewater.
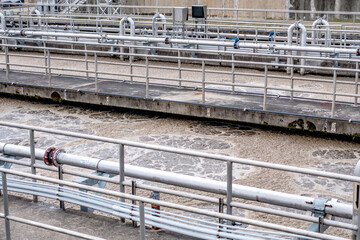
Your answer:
[0,97,359,235]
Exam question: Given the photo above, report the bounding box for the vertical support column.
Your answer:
[58,165,65,210]
[119,144,125,223]
[218,198,224,225]
[263,65,268,111]
[131,180,137,227]
[29,130,38,203]
[5,38,9,81]
[2,173,11,240]
[139,201,146,240]
[85,44,89,81]
[226,161,232,217]
[355,62,359,106]
[178,49,182,88]
[202,60,205,104]
[94,53,98,92]
[331,70,337,118]
[145,56,149,98]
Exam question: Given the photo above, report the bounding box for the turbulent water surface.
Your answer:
[0,97,358,236]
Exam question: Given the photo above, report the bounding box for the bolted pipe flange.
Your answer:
[19,29,26,37]
[44,147,56,166]
[44,147,65,166]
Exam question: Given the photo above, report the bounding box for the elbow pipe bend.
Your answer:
[119,16,135,37]
[152,13,166,36]
[30,9,42,27]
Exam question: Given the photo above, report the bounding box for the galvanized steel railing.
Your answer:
[0,31,359,118]
[0,121,359,239]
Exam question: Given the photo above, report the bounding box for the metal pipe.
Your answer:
[0,142,353,219]
[152,13,166,37]
[0,13,5,31]
[312,18,331,48]
[287,22,307,75]
[30,9,42,27]
[119,16,135,61]
[1,29,358,55]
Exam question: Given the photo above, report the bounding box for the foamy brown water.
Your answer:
[0,97,358,237]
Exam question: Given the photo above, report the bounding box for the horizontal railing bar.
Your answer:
[0,122,359,183]
[5,215,106,240]
[0,168,350,240]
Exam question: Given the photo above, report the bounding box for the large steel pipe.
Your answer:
[0,29,358,56]
[0,142,352,219]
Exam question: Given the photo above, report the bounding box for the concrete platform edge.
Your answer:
[1,82,359,137]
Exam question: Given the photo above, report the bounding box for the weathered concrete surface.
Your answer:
[1,70,360,137]
[0,195,191,240]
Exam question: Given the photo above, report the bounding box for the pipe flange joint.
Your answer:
[52,148,65,167]
[44,147,56,166]
[164,37,170,44]
[356,48,360,56]
[20,29,26,37]
[44,147,65,166]
[233,38,239,49]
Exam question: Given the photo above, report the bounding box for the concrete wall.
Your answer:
[122,0,287,19]
[120,0,360,19]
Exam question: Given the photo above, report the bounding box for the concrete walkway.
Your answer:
[1,70,360,136]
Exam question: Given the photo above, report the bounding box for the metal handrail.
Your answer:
[0,169,351,240]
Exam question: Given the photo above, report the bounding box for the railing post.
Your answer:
[178,49,182,88]
[119,144,125,223]
[29,130,38,203]
[331,70,337,118]
[355,61,359,106]
[94,52,98,91]
[85,44,89,81]
[352,160,360,240]
[290,66,294,100]
[232,54,235,94]
[5,38,9,81]
[58,165,65,210]
[43,41,48,75]
[47,49,52,86]
[2,172,11,240]
[226,161,232,218]
[202,60,205,104]
[263,65,268,111]
[130,51,133,83]
[145,56,149,98]
[139,201,146,240]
